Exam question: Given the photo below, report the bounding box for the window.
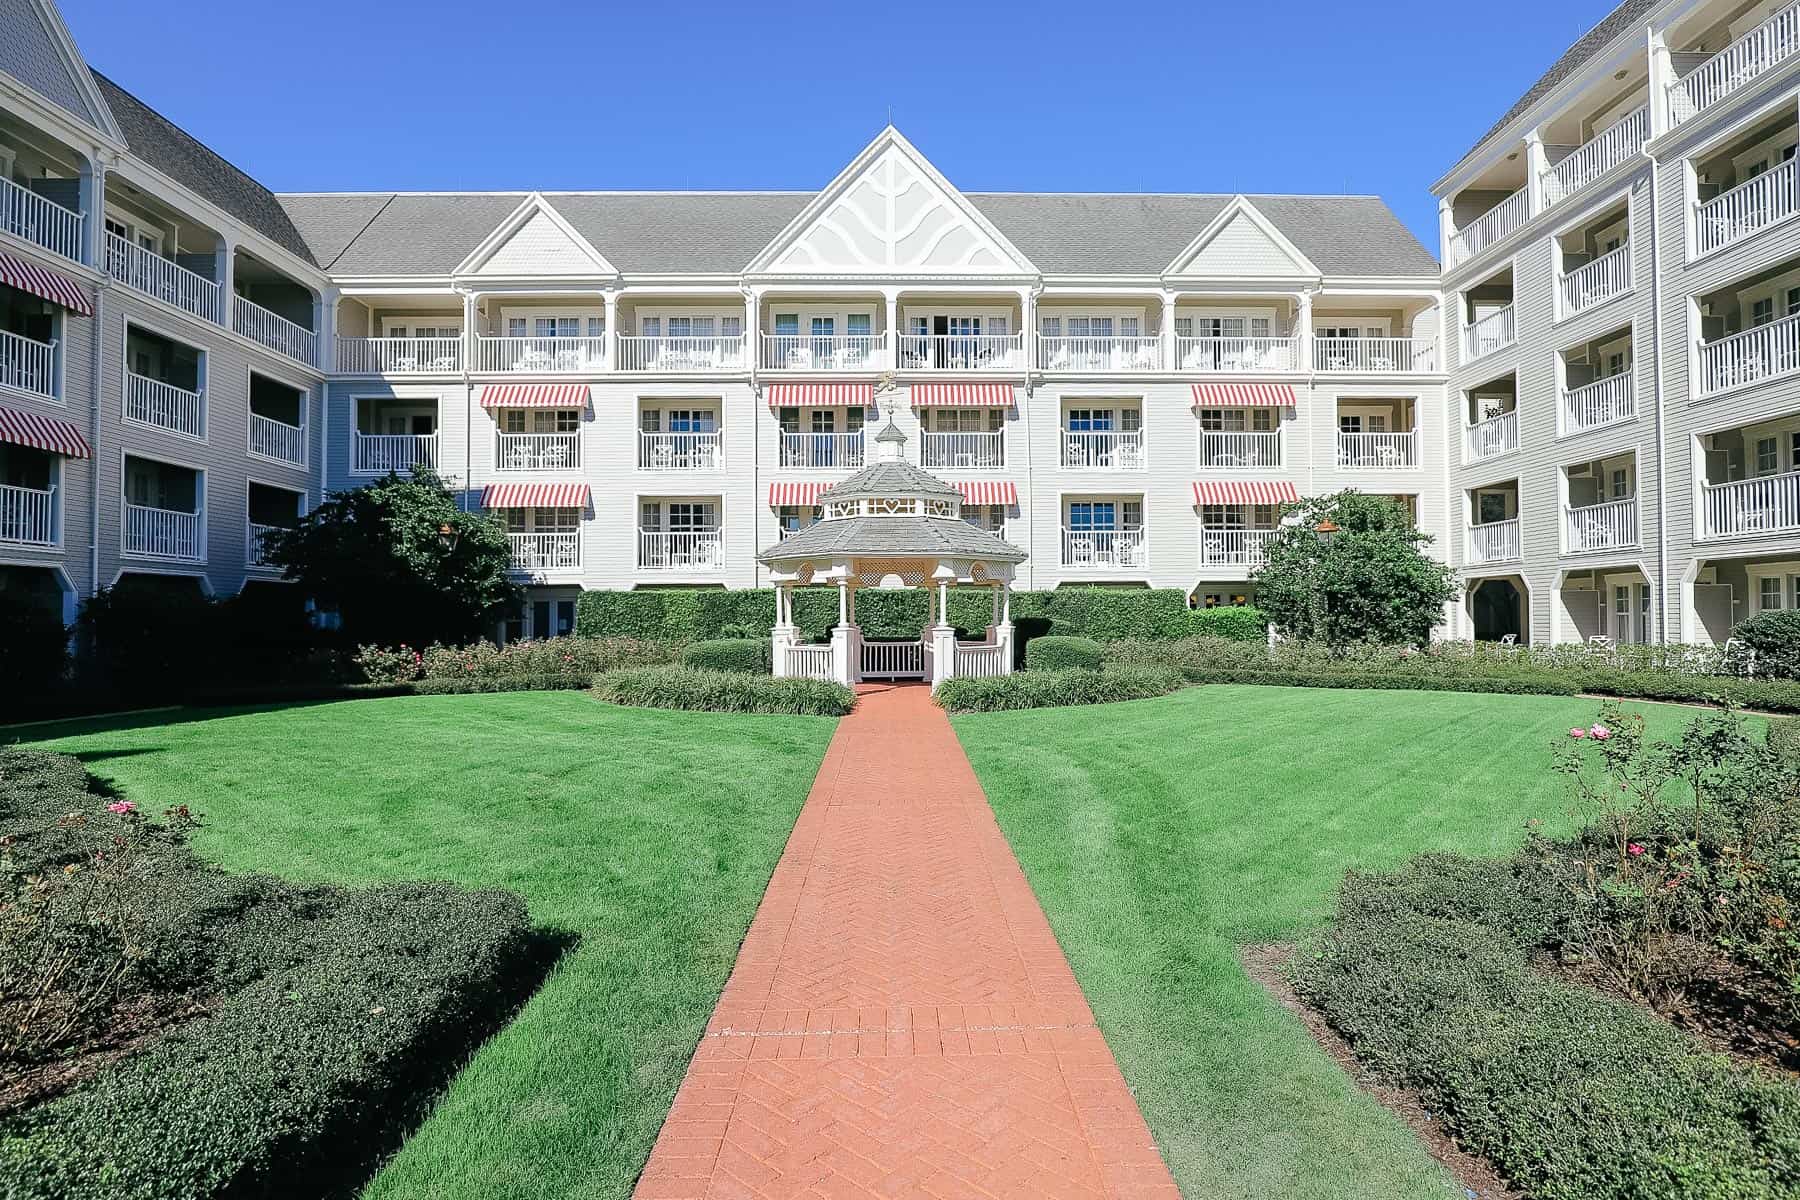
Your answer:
[1069,502,1116,531]
[587,317,605,337]
[810,316,836,338]
[934,408,1002,433]
[1201,503,1236,527]
[1758,436,1779,474]
[1477,491,1511,523]
[721,316,742,338]
[777,505,816,537]
[1753,298,1775,327]
[1175,317,1193,338]
[1200,593,1251,608]
[1761,577,1785,611]
[666,317,688,337]
[810,410,836,435]
[846,314,871,338]
[775,313,799,337]
[1614,586,1631,633]
[1039,316,1061,337]
[508,317,527,337]
[1787,288,1800,319]
[962,504,1004,532]
[1068,408,1113,432]
[667,502,716,531]
[529,599,577,639]
[1610,468,1631,499]
[668,409,715,433]
[641,317,662,337]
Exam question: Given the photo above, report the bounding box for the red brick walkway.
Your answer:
[633,683,1178,1200]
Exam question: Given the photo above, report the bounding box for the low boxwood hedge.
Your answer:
[1023,635,1104,672]
[1577,668,1800,714]
[1177,666,1583,697]
[935,666,1185,713]
[681,638,773,674]
[411,671,595,696]
[594,666,854,716]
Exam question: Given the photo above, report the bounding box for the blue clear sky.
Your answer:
[60,0,1621,253]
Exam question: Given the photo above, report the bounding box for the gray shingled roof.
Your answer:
[93,73,316,265]
[821,458,963,503]
[0,0,101,128]
[277,189,1434,278]
[758,515,1027,565]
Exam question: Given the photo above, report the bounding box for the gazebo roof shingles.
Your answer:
[756,514,1026,564]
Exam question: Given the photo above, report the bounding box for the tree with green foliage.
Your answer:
[268,472,520,648]
[1253,491,1455,647]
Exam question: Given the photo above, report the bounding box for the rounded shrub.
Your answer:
[595,666,854,716]
[935,666,1184,712]
[1734,610,1800,680]
[1024,635,1104,672]
[682,638,772,674]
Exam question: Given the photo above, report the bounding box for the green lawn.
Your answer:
[15,692,837,1200]
[953,685,1705,1200]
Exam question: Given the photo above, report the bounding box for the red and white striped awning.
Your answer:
[0,403,90,458]
[956,481,1017,506]
[910,382,1015,408]
[480,383,590,409]
[481,482,590,509]
[1190,383,1298,408]
[1190,481,1299,505]
[766,382,874,408]
[0,251,91,316]
[769,482,829,507]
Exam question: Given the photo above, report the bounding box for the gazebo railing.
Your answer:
[954,643,1008,678]
[784,643,835,681]
[862,639,926,679]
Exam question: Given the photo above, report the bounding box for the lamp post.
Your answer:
[436,522,460,553]
[1314,518,1340,547]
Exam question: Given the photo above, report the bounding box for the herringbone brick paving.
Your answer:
[633,683,1178,1199]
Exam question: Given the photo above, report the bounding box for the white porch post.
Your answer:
[930,576,956,691]
[603,290,619,369]
[885,291,899,368]
[1160,290,1178,371]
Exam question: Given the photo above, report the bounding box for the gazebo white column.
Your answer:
[771,582,799,677]
[929,568,958,690]
[829,575,861,687]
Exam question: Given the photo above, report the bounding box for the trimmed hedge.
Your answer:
[1578,668,1800,714]
[594,666,855,716]
[935,666,1185,713]
[411,672,595,696]
[1178,666,1583,697]
[1023,636,1104,672]
[1768,716,1800,764]
[1734,609,1800,680]
[681,638,773,674]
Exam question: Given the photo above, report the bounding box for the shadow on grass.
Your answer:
[1,696,411,744]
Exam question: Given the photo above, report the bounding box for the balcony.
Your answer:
[335,336,462,375]
[898,334,1025,372]
[0,175,83,262]
[1198,431,1280,469]
[1466,518,1521,565]
[1702,472,1800,539]
[1565,497,1638,554]
[123,503,202,562]
[495,432,580,472]
[1062,429,1145,470]
[0,482,54,546]
[616,335,747,372]
[638,528,723,571]
[639,431,722,471]
[1466,410,1519,462]
[1670,0,1800,125]
[1314,337,1436,373]
[1463,306,1515,361]
[125,373,203,439]
[233,295,316,366]
[919,431,1004,470]
[761,334,887,372]
[249,413,304,465]
[1559,245,1631,318]
[1563,374,1635,434]
[1337,431,1417,469]
[1543,107,1649,207]
[475,336,607,373]
[1039,336,1161,372]
[509,531,582,572]
[246,522,283,567]
[1060,527,1146,569]
[353,432,437,475]
[106,234,220,324]
[1175,336,1300,373]
[1198,527,1275,567]
[779,432,864,470]
[1448,188,1528,267]
[1695,160,1799,257]
[0,329,56,400]
[1698,312,1800,397]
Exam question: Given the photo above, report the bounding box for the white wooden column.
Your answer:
[1160,290,1178,370]
[885,291,899,369]
[216,239,235,328]
[1438,197,1455,266]
[1295,291,1314,373]
[603,290,619,369]
[1525,129,1549,218]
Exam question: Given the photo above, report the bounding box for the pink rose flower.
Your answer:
[1569,727,1588,739]
[106,801,136,815]
[1627,843,1645,857]
[1590,724,1612,740]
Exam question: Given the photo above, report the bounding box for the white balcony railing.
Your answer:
[496,432,580,472]
[1702,472,1800,539]
[1466,518,1521,565]
[246,522,284,567]
[638,528,723,570]
[761,334,888,371]
[919,431,1004,470]
[1670,0,1800,124]
[123,503,202,561]
[1448,187,1528,266]
[1062,428,1145,469]
[1695,160,1800,256]
[615,335,748,372]
[1039,336,1163,371]
[1337,431,1418,468]
[353,432,437,474]
[476,336,607,373]
[0,176,83,262]
[1563,374,1635,434]
[1559,244,1631,317]
[1061,527,1146,569]
[1466,411,1519,462]
[1175,336,1301,373]
[233,295,316,366]
[638,431,722,471]
[1314,337,1437,373]
[249,413,305,465]
[124,373,203,439]
[1198,431,1281,468]
[1565,497,1639,554]
[779,432,864,470]
[897,334,1025,371]
[1198,527,1276,567]
[1699,311,1800,397]
[1544,106,1650,206]
[0,482,54,546]
[335,336,463,374]
[0,329,56,400]
[509,531,582,572]
[1463,305,1515,361]
[106,233,219,323]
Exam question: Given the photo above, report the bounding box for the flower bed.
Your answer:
[357,636,678,684]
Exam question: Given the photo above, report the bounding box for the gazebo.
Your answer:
[757,417,1028,690]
